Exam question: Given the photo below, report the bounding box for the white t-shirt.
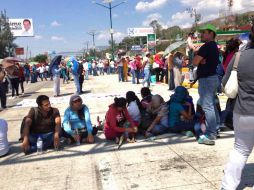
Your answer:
[127,101,141,123]
[83,62,89,71]
[110,61,115,68]
[37,66,45,74]
[0,119,9,156]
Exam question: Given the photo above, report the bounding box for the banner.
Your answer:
[15,47,24,55]
[127,28,154,37]
[9,18,34,37]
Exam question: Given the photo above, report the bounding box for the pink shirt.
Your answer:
[223,52,234,72]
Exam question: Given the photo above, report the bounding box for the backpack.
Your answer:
[19,107,38,141]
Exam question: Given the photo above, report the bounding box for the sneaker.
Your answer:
[198,135,215,145]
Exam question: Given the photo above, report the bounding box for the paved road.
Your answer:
[0,74,253,190]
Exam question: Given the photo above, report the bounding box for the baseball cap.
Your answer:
[199,24,217,34]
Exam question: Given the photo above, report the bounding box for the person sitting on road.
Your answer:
[145,95,169,138]
[126,91,142,127]
[168,86,196,138]
[62,95,97,145]
[104,97,138,143]
[0,119,9,157]
[21,95,61,153]
[140,87,152,109]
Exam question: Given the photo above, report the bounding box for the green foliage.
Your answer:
[33,54,48,63]
[0,10,17,58]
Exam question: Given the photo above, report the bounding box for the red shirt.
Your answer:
[104,104,135,140]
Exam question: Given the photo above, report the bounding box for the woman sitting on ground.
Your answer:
[140,87,152,109]
[62,95,97,145]
[104,97,138,143]
[168,86,195,136]
[126,91,142,127]
[145,95,169,138]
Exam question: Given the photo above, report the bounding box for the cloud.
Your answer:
[168,11,193,28]
[142,13,162,26]
[97,30,126,42]
[51,36,64,41]
[34,35,43,40]
[135,0,168,12]
[51,21,61,27]
[113,13,119,18]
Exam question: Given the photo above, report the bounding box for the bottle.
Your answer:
[74,128,80,146]
[37,136,43,154]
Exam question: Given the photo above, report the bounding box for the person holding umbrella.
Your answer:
[0,64,7,110]
[49,55,62,97]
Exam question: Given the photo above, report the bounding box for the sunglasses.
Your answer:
[72,99,82,103]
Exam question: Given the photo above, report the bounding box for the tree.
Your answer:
[149,20,162,39]
[0,10,17,58]
[33,54,48,63]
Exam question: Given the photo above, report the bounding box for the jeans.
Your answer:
[25,75,30,83]
[168,120,195,134]
[63,74,68,83]
[198,75,219,137]
[10,78,19,97]
[19,79,24,93]
[73,74,81,93]
[151,117,169,135]
[39,73,44,81]
[142,69,151,87]
[131,69,136,84]
[29,132,55,152]
[118,66,124,82]
[85,71,89,80]
[221,113,254,189]
[135,70,140,84]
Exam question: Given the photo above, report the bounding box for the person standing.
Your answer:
[193,24,220,145]
[123,57,129,82]
[23,63,30,83]
[61,62,68,84]
[83,59,89,80]
[53,64,61,97]
[0,65,7,110]
[142,52,151,87]
[7,64,20,99]
[117,56,124,82]
[37,64,45,81]
[173,52,184,88]
[17,63,25,95]
[135,55,142,84]
[221,24,254,190]
[78,62,85,93]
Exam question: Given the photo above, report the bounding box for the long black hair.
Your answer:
[223,38,240,62]
[126,91,143,111]
[114,97,127,108]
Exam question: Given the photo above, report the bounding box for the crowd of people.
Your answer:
[0,23,254,189]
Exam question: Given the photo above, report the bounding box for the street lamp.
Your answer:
[92,0,126,60]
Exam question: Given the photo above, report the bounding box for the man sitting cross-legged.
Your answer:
[21,95,61,154]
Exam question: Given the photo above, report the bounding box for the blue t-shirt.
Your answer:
[169,102,184,127]
[197,41,219,79]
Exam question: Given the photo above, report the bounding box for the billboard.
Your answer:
[15,47,24,55]
[127,28,154,37]
[9,18,34,37]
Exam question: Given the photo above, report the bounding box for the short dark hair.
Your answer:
[23,19,31,24]
[141,87,151,98]
[114,97,127,108]
[36,95,49,106]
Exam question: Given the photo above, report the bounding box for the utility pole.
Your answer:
[186,8,201,31]
[93,0,126,61]
[88,30,98,57]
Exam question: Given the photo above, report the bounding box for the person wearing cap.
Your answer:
[193,24,220,145]
[141,52,151,87]
[62,95,97,144]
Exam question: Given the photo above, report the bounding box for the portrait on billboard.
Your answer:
[9,18,34,37]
